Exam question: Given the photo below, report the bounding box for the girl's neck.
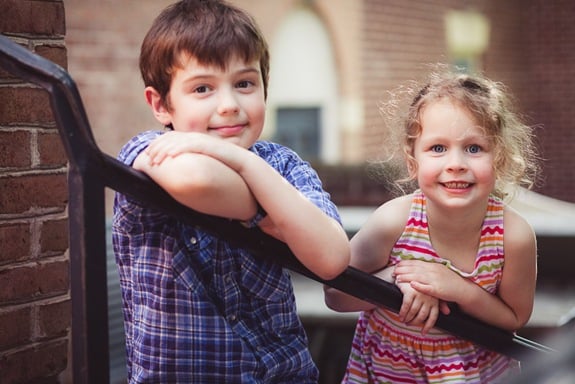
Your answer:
[425,197,488,233]
[424,197,488,272]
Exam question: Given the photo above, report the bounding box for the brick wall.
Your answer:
[360,0,523,179]
[360,0,575,203]
[0,1,71,383]
[521,0,575,202]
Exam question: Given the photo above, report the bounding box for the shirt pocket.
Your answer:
[239,252,292,303]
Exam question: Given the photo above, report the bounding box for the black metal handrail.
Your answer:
[0,35,555,384]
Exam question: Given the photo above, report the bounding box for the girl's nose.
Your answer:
[446,150,467,172]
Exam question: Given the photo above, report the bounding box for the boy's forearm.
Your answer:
[237,153,350,280]
[141,137,350,280]
[134,150,258,220]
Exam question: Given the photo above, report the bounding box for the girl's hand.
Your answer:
[394,259,466,303]
[395,280,448,334]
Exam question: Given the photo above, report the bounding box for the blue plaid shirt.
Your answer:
[112,130,341,383]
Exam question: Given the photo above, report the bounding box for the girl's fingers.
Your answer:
[421,306,439,334]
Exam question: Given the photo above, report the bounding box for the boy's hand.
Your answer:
[145,131,208,165]
[145,131,247,173]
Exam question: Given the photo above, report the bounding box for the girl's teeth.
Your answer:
[445,182,469,189]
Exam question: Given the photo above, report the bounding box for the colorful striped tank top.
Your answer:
[342,191,520,383]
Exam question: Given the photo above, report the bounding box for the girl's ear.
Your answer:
[144,86,172,126]
[406,157,418,179]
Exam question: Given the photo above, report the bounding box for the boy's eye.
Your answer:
[194,85,210,93]
[430,144,446,153]
[236,80,253,89]
[467,144,481,154]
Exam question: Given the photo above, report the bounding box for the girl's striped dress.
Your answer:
[342,191,520,383]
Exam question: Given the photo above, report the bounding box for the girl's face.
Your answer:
[146,54,266,149]
[412,99,495,210]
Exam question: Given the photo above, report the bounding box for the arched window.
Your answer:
[266,7,339,163]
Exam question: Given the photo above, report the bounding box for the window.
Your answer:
[274,107,321,161]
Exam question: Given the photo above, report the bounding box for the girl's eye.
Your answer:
[467,144,482,154]
[431,144,446,153]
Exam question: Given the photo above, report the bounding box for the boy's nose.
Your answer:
[217,89,240,115]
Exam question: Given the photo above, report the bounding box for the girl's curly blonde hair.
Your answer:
[376,67,540,200]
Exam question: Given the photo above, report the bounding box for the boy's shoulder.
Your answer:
[118,130,163,164]
[251,140,293,156]
[250,140,306,167]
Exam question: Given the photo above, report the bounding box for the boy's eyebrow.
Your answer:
[236,66,261,75]
[228,64,262,77]
[181,65,261,84]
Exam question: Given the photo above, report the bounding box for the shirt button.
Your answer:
[190,237,197,245]
[225,275,233,284]
[228,314,237,322]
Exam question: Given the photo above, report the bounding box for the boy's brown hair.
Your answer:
[139,0,270,109]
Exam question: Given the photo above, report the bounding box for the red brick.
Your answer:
[0,223,30,265]
[40,218,68,255]
[0,130,31,169]
[37,300,71,339]
[0,0,65,36]
[0,307,32,350]
[38,132,67,168]
[0,173,68,215]
[0,340,68,384]
[34,44,68,70]
[0,87,54,126]
[0,261,69,304]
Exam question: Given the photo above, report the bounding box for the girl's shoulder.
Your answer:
[503,204,536,251]
[365,194,414,237]
[378,193,414,213]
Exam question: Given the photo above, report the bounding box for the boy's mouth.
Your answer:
[209,124,245,136]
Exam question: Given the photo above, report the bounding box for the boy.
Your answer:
[112,0,350,382]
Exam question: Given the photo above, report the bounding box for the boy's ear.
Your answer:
[144,86,172,126]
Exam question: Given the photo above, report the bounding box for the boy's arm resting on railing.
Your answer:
[134,130,350,281]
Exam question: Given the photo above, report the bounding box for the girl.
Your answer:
[325,71,539,383]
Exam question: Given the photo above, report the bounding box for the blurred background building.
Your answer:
[66,0,575,207]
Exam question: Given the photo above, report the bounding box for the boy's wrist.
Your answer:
[240,204,267,228]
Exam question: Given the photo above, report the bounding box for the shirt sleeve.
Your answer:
[118,130,163,166]
[250,141,342,225]
[239,203,267,228]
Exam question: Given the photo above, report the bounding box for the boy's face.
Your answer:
[147,54,266,149]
